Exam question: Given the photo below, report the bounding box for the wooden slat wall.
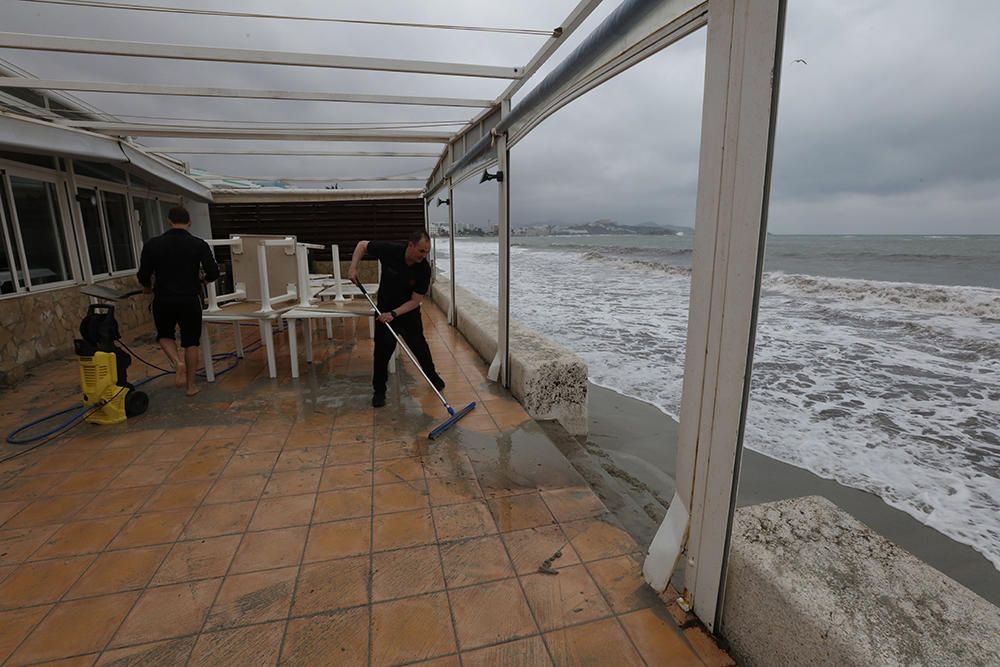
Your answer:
[208,198,425,263]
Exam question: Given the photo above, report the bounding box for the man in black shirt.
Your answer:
[137,206,219,396]
[348,231,444,407]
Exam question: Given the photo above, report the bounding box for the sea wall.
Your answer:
[722,496,1000,666]
[0,276,153,386]
[430,276,588,435]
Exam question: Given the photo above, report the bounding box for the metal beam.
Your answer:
[0,77,493,108]
[60,122,451,142]
[143,149,439,157]
[211,188,422,204]
[0,32,523,79]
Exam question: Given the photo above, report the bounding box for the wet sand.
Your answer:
[584,383,1000,607]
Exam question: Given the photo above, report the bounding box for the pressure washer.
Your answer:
[355,282,476,439]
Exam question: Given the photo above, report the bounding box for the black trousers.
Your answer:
[373,309,437,394]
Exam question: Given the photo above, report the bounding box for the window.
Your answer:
[77,188,109,276]
[102,191,135,271]
[134,196,166,242]
[73,160,127,184]
[6,175,72,287]
[0,184,20,294]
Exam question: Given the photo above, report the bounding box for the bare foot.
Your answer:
[185,385,200,397]
[174,361,186,388]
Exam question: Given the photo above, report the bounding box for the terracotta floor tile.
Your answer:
[327,443,373,466]
[539,487,607,523]
[304,518,371,562]
[274,447,328,472]
[372,509,435,551]
[66,545,170,598]
[620,609,705,667]
[373,457,424,485]
[520,564,613,631]
[263,469,321,498]
[587,554,657,614]
[293,555,369,615]
[0,500,28,525]
[488,494,556,533]
[110,578,222,647]
[106,462,176,489]
[188,621,285,667]
[411,656,462,667]
[320,463,373,492]
[220,452,278,478]
[461,636,552,667]
[544,617,643,667]
[440,536,515,588]
[0,606,53,664]
[0,525,62,565]
[26,453,93,474]
[502,525,578,578]
[47,468,121,495]
[151,535,242,586]
[371,592,456,667]
[373,440,420,461]
[432,501,497,542]
[249,417,294,436]
[0,556,95,609]
[167,452,232,483]
[181,501,256,539]
[561,519,639,562]
[141,480,213,512]
[373,480,429,515]
[81,448,141,470]
[0,474,63,503]
[249,493,316,531]
[134,442,195,465]
[205,473,269,504]
[683,625,737,667]
[74,486,155,520]
[30,516,128,560]
[205,566,297,630]
[281,607,368,667]
[313,488,371,522]
[372,545,444,602]
[5,494,91,528]
[9,592,138,666]
[95,637,196,665]
[203,424,251,441]
[286,429,332,449]
[106,430,163,448]
[230,526,307,573]
[109,508,194,549]
[427,477,483,507]
[155,425,209,444]
[238,433,287,454]
[449,579,537,650]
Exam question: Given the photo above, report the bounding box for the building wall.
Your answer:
[0,276,152,386]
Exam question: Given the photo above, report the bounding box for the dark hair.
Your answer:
[167,206,191,224]
[407,230,430,245]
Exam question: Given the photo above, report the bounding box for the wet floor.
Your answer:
[0,303,730,666]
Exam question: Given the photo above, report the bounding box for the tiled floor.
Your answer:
[0,302,732,666]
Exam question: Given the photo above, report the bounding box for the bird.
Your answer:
[792,58,808,65]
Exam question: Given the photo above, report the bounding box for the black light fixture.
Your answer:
[435,197,450,207]
[480,168,503,184]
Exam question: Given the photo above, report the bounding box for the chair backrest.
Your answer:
[229,234,298,303]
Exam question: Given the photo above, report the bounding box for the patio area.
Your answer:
[0,301,730,666]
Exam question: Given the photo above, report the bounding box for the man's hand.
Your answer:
[376,312,394,323]
[348,267,359,285]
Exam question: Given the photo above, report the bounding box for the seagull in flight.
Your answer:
[792,58,808,65]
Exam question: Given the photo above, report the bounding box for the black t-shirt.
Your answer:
[137,228,219,304]
[366,240,430,312]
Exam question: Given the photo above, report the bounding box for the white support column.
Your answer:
[201,322,215,382]
[487,98,512,387]
[643,0,786,633]
[447,176,457,326]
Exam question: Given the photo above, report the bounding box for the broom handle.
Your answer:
[355,283,453,412]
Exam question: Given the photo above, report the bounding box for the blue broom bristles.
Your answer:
[428,402,477,440]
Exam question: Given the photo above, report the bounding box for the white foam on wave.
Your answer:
[438,239,1000,570]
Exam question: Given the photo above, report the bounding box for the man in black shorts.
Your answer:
[348,231,445,407]
[137,206,219,396]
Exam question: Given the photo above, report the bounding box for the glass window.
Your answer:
[77,187,109,276]
[134,196,164,242]
[73,160,127,184]
[9,175,72,286]
[0,185,21,294]
[102,191,135,271]
[0,151,56,170]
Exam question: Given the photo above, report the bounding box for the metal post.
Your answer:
[447,176,457,327]
[487,98,511,387]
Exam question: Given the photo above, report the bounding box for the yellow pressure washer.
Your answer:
[75,285,149,424]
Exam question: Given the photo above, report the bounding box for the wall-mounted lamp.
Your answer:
[480,168,503,184]
[435,197,450,207]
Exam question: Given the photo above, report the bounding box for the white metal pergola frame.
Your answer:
[0,0,785,634]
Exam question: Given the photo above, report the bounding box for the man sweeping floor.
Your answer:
[348,231,446,407]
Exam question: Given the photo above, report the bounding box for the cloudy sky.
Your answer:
[3,0,999,234]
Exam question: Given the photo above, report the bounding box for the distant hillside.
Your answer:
[563,219,692,235]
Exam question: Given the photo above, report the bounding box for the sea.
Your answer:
[432,234,1000,571]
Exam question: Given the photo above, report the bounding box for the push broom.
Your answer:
[354,282,476,439]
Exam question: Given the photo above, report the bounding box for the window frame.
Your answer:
[72,174,139,280]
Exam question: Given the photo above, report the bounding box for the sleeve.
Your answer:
[413,264,431,295]
[200,241,220,282]
[365,240,390,260]
[136,241,153,287]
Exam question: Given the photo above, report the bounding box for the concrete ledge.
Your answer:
[430,276,588,435]
[722,496,1000,667]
